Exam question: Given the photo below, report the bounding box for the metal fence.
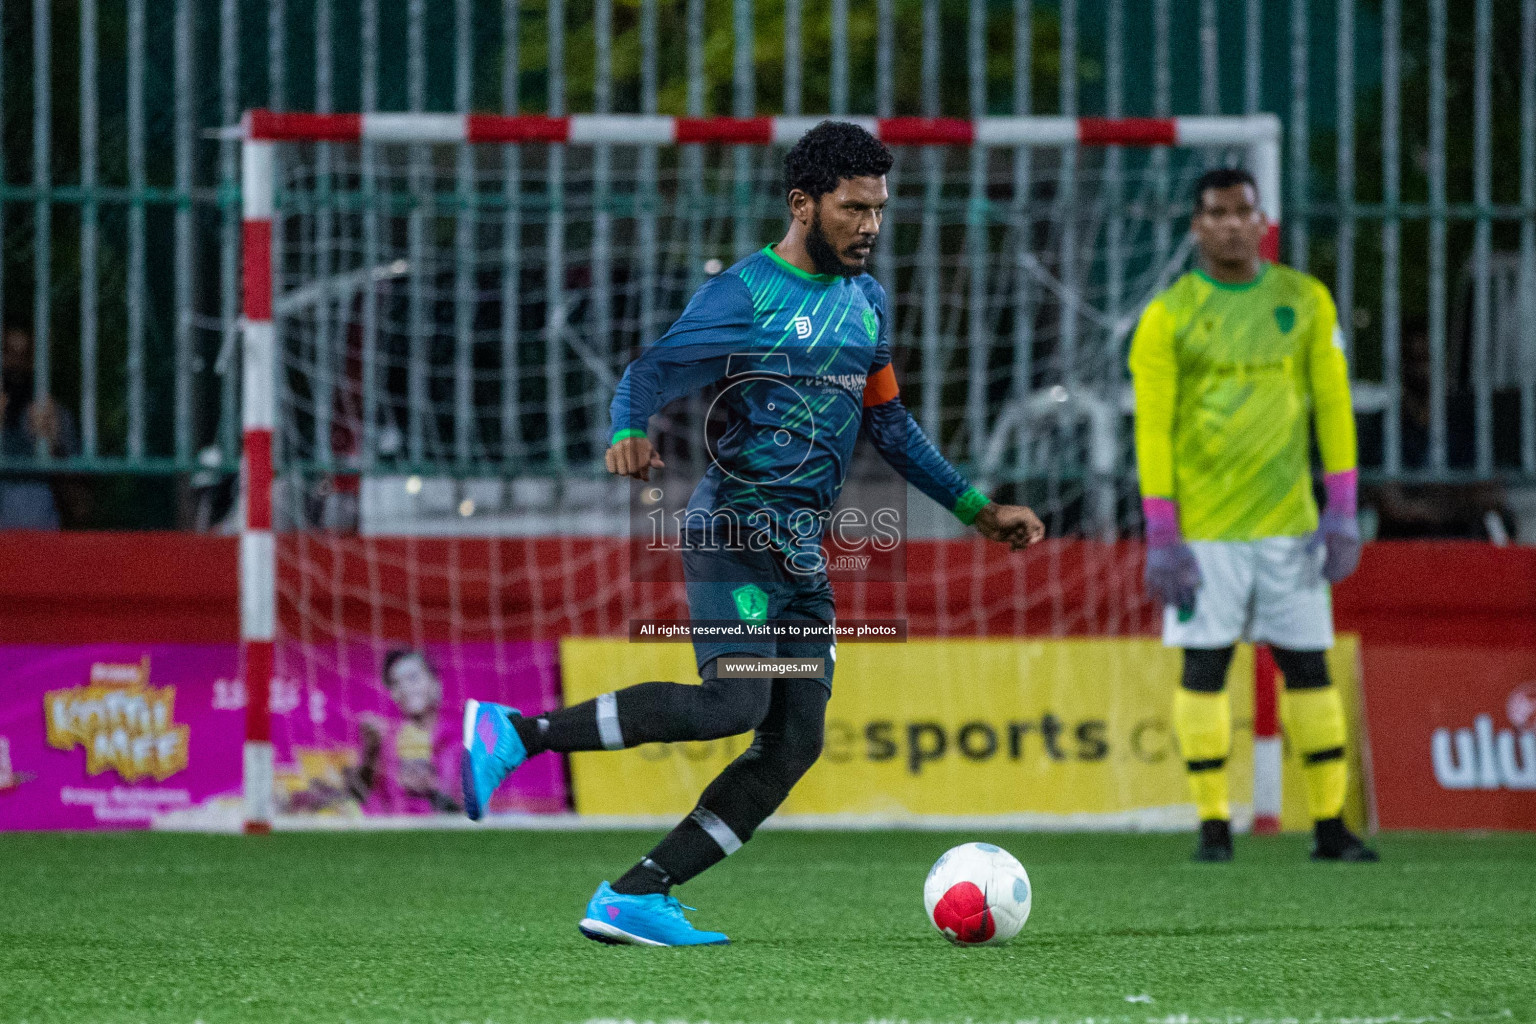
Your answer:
[1,0,1533,492]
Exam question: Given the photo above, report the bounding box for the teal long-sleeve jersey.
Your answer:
[610,245,989,561]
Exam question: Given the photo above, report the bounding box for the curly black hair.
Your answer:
[1193,166,1259,210]
[783,121,894,203]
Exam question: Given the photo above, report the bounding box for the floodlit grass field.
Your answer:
[1,830,1532,1024]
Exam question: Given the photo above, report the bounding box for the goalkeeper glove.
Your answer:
[1312,469,1361,584]
[1142,497,1201,612]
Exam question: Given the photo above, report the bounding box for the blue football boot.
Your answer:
[577,881,730,946]
[460,699,528,821]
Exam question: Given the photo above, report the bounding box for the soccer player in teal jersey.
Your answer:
[462,122,1045,946]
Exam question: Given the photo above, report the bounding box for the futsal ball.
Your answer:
[923,842,1032,945]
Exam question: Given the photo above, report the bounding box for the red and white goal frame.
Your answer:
[237,111,1283,835]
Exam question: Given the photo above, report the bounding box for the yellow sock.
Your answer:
[1282,686,1349,821]
[1174,688,1231,821]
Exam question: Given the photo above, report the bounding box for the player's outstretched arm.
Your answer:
[855,280,1040,549]
[605,433,665,481]
[1128,299,1201,609]
[1307,285,1361,583]
[606,273,753,482]
[973,501,1046,551]
[860,372,1043,550]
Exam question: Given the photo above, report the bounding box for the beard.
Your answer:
[806,212,867,278]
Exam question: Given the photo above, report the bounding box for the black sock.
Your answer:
[530,700,604,752]
[521,679,772,754]
[511,715,548,756]
[609,682,827,899]
[643,814,732,887]
[611,857,674,896]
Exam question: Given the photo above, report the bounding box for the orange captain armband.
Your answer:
[862,363,900,407]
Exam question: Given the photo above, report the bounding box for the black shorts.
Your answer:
[682,540,837,692]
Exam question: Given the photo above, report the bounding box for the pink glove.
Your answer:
[1312,470,1361,584]
[1142,497,1201,612]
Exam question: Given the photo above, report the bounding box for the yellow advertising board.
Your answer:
[560,637,1365,831]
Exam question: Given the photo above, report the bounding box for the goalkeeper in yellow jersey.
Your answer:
[1129,167,1377,864]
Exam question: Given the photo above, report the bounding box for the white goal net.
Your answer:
[237,113,1281,828]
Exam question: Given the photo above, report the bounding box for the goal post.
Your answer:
[241,135,277,835]
[237,111,1283,834]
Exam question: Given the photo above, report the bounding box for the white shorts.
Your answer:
[1162,536,1334,651]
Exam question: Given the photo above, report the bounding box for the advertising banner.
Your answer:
[1362,645,1536,830]
[0,642,565,830]
[561,637,1365,829]
[0,645,240,829]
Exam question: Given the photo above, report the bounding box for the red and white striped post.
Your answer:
[241,110,1280,162]
[1247,127,1284,830]
[1252,645,1283,834]
[237,109,1282,288]
[241,133,276,835]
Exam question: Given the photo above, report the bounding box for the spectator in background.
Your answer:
[0,326,86,529]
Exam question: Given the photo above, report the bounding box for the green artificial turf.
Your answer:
[1,830,1532,1024]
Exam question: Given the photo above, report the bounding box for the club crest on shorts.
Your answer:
[1274,305,1296,334]
[863,308,879,341]
[731,584,769,622]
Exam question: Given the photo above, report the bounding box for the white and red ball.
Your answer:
[923,842,1032,945]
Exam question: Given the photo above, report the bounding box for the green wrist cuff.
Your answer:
[952,487,991,526]
[610,427,648,444]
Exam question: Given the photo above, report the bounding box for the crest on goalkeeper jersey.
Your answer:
[1274,305,1296,334]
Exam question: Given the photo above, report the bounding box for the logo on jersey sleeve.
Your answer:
[1274,306,1296,334]
[863,308,879,342]
[731,584,770,622]
[792,315,813,339]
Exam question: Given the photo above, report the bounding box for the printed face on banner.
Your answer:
[276,648,462,816]
[384,653,442,719]
[260,642,567,820]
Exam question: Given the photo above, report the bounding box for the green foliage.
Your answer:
[512,0,1072,117]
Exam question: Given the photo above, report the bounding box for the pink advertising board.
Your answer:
[0,642,566,830]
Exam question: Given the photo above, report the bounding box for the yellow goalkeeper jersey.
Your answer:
[1128,263,1356,541]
